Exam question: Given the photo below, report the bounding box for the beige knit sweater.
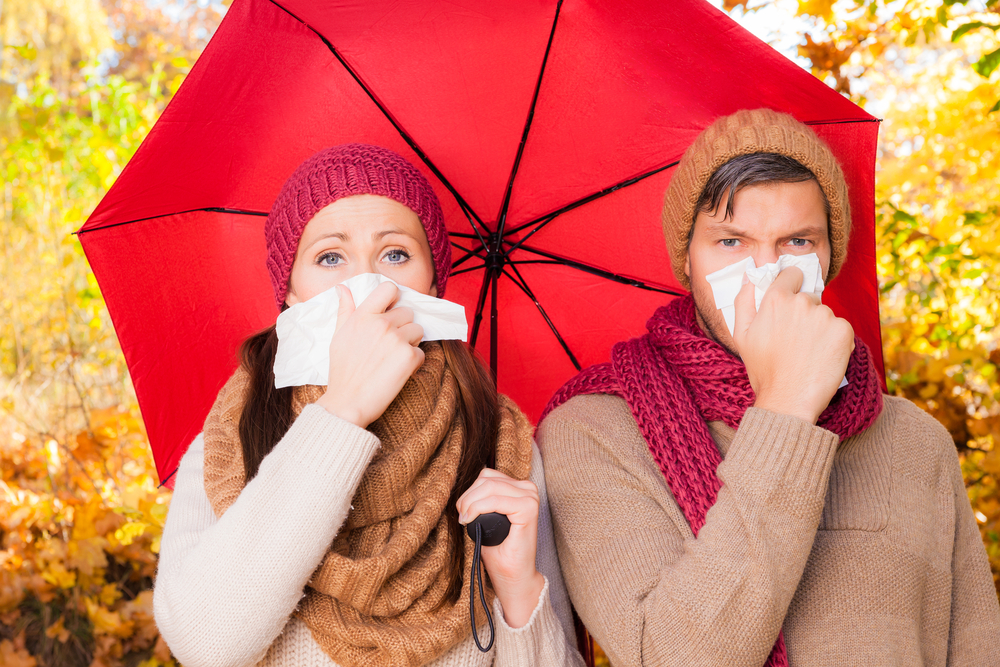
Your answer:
[537,394,1000,667]
[153,404,583,667]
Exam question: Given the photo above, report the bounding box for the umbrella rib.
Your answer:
[450,262,487,277]
[493,0,564,245]
[502,263,581,371]
[77,207,268,235]
[510,245,687,296]
[501,118,878,240]
[266,0,490,238]
[504,159,681,239]
[451,244,486,270]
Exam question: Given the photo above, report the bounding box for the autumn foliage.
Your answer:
[2,1,1000,667]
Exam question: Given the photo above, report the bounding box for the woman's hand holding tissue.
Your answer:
[315,282,425,427]
[732,266,855,425]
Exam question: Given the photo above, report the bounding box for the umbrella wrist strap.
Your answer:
[470,522,495,652]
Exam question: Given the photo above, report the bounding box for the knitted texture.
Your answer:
[203,343,534,667]
[662,108,851,289]
[541,295,884,667]
[265,144,451,308]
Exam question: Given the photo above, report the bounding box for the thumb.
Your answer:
[732,276,756,349]
[335,284,356,334]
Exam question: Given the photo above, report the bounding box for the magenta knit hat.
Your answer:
[265,144,451,308]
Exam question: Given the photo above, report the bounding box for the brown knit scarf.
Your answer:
[202,343,534,667]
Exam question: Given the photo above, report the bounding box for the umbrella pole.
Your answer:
[489,266,498,383]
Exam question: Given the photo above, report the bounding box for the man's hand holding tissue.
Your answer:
[732,266,855,425]
[315,282,425,428]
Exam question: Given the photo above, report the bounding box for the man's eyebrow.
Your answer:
[702,222,748,236]
[781,224,828,238]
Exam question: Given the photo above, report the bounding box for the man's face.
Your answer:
[685,179,831,355]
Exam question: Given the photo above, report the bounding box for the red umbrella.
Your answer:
[79,0,883,487]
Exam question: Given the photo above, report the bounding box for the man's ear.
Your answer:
[684,254,691,280]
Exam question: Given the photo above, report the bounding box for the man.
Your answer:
[537,109,1000,666]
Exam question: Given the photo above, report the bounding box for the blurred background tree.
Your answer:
[1,1,222,664]
[2,1,998,666]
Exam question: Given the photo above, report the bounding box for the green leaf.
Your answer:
[990,98,1000,113]
[964,268,986,279]
[893,209,917,226]
[892,230,913,251]
[951,21,1000,42]
[973,47,1000,78]
[962,211,987,226]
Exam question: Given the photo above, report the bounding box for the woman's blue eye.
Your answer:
[317,252,342,267]
[385,249,410,264]
[721,238,740,247]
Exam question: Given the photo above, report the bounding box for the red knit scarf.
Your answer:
[543,295,883,667]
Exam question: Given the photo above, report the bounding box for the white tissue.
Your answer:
[703,253,847,388]
[273,273,468,388]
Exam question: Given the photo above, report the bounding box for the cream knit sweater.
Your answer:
[538,394,1000,667]
[153,404,583,667]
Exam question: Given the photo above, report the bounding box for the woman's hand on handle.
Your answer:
[316,282,425,428]
[456,468,545,629]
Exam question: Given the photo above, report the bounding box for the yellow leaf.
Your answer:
[98,584,120,607]
[41,562,76,589]
[45,618,70,643]
[919,383,939,399]
[85,599,134,638]
[66,536,107,576]
[798,0,835,20]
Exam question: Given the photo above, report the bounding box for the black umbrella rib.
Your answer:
[493,0,564,246]
[450,243,487,270]
[503,263,581,371]
[267,0,489,242]
[505,159,681,241]
[804,117,882,126]
[450,262,487,277]
[76,207,268,234]
[510,244,687,296]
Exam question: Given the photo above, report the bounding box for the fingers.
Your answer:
[334,285,356,334]
[771,265,805,294]
[732,277,757,347]
[456,471,539,525]
[355,281,400,314]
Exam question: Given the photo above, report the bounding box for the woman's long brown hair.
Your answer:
[237,327,499,605]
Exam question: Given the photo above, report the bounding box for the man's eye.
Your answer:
[720,239,740,247]
[789,238,809,247]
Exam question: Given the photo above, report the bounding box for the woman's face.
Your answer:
[285,194,437,306]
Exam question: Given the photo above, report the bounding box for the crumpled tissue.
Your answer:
[273,273,468,388]
[704,253,847,388]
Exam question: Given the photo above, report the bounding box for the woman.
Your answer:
[152,145,583,667]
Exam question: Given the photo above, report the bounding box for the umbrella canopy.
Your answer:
[79,0,883,486]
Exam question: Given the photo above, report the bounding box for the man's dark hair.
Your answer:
[693,152,831,229]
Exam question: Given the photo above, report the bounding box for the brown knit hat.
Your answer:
[662,108,851,290]
[265,144,451,308]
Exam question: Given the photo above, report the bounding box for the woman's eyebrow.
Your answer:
[373,228,415,240]
[302,231,349,250]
